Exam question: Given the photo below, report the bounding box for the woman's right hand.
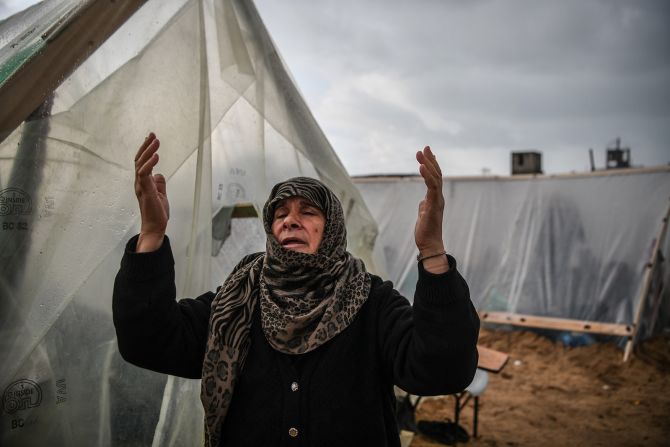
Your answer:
[134,132,169,252]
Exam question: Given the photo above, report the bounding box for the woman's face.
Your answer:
[272,196,325,254]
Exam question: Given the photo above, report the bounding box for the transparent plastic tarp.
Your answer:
[354,170,670,339]
[0,0,380,445]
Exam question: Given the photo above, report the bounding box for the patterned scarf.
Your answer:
[201,177,371,447]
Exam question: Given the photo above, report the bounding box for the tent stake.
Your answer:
[623,200,670,362]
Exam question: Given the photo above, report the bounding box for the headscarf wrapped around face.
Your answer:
[201,177,371,447]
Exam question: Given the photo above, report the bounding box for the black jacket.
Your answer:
[113,235,479,446]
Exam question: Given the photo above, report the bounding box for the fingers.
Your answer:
[136,135,160,177]
[416,146,442,189]
[135,132,156,162]
[427,146,443,177]
[154,174,167,195]
[416,146,442,176]
[418,164,436,188]
[134,133,161,198]
[136,148,159,177]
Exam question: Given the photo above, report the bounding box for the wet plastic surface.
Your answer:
[0,0,380,445]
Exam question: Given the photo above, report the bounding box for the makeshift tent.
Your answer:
[354,168,670,354]
[0,0,382,445]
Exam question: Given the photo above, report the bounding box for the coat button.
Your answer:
[289,427,298,437]
[291,381,299,392]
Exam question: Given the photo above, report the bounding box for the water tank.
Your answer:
[511,151,543,175]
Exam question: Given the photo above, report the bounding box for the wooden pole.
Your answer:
[480,312,632,337]
[623,200,670,362]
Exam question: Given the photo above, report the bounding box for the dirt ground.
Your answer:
[412,328,670,447]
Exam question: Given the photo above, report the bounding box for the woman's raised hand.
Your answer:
[134,132,169,252]
[415,146,449,272]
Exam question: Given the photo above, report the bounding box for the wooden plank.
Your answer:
[0,0,148,141]
[480,311,633,337]
[623,201,670,361]
[477,345,508,373]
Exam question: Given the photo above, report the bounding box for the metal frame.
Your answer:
[453,392,480,439]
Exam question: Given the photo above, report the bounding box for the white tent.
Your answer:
[0,0,382,445]
[355,168,670,350]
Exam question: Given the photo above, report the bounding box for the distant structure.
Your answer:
[589,148,596,172]
[511,151,542,175]
[606,137,631,169]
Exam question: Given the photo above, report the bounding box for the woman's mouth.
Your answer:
[281,237,306,249]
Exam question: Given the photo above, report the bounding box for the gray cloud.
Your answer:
[255,0,670,175]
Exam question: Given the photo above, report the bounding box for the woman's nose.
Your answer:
[282,212,301,228]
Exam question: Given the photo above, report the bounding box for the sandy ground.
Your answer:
[411,328,670,447]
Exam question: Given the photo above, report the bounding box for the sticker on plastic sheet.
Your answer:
[227,183,246,202]
[0,188,32,216]
[0,188,32,231]
[2,379,42,415]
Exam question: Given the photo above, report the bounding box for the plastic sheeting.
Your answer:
[354,169,670,338]
[0,0,380,445]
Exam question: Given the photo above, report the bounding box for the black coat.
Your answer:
[113,235,479,446]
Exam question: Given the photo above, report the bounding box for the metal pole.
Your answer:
[473,396,479,438]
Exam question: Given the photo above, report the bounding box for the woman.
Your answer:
[113,133,479,446]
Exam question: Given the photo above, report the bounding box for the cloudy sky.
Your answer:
[253,0,670,176]
[3,0,669,176]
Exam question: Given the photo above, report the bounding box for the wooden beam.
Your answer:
[0,0,148,141]
[480,311,633,337]
[623,201,670,362]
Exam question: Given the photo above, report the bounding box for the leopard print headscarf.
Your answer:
[201,177,371,447]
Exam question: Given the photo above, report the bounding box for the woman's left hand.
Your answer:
[415,146,448,271]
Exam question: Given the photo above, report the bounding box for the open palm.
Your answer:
[134,133,169,238]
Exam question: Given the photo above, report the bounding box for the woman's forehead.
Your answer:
[274,196,320,209]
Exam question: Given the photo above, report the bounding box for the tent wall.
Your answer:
[354,169,670,340]
[0,0,380,445]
